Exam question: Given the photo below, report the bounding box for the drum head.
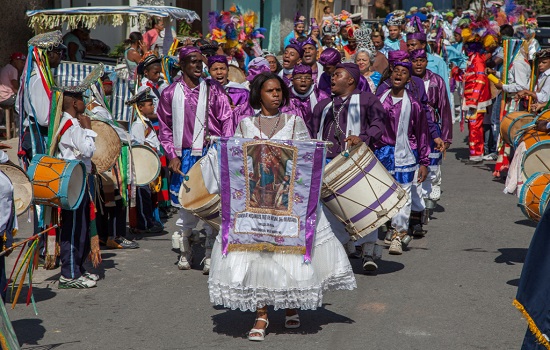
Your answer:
[131,145,161,185]
[0,164,33,216]
[179,157,217,210]
[522,141,550,179]
[228,66,246,84]
[91,120,121,173]
[508,114,534,147]
[67,161,86,209]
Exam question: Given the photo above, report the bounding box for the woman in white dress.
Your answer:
[205,72,356,341]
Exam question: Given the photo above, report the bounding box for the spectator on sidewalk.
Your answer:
[0,52,26,109]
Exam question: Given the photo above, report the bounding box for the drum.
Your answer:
[27,155,86,210]
[0,163,33,216]
[521,137,550,179]
[519,172,550,222]
[178,157,220,230]
[321,143,408,241]
[131,145,161,186]
[228,65,246,84]
[91,120,121,174]
[500,111,535,146]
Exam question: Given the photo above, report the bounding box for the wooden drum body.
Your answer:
[519,172,550,222]
[500,112,534,146]
[91,120,121,174]
[321,143,408,241]
[520,130,550,179]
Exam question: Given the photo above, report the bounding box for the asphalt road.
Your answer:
[4,123,534,350]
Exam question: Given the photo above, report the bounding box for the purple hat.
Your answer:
[319,48,341,66]
[388,50,410,65]
[409,49,427,60]
[406,32,427,42]
[335,62,360,84]
[393,61,412,74]
[294,12,305,26]
[207,55,228,69]
[310,18,319,30]
[301,37,317,48]
[247,57,271,82]
[454,27,462,35]
[292,64,312,76]
[179,46,200,62]
[286,40,304,57]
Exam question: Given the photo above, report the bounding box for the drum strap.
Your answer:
[57,119,74,140]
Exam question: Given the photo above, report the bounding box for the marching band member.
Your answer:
[206,72,356,341]
[374,61,430,255]
[517,49,550,113]
[137,53,168,112]
[57,84,99,289]
[158,46,233,272]
[281,64,329,124]
[0,145,16,301]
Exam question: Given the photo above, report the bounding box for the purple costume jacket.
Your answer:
[418,69,453,144]
[377,76,439,141]
[375,92,431,167]
[309,89,386,158]
[318,72,332,96]
[157,78,234,160]
[225,82,250,107]
[281,86,330,125]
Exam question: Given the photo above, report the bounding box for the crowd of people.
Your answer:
[0,1,548,344]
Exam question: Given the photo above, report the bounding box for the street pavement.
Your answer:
[4,123,534,349]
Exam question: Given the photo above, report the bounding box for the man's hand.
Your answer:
[531,103,546,113]
[77,114,92,129]
[535,119,549,133]
[494,81,503,89]
[169,157,183,175]
[344,135,362,148]
[0,142,12,150]
[417,165,428,183]
[433,137,445,152]
[444,142,451,150]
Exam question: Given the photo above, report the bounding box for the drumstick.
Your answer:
[0,226,58,257]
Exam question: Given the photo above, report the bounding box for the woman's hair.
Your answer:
[323,6,331,12]
[354,48,376,64]
[249,72,289,110]
[152,16,163,27]
[124,32,143,46]
[371,30,385,40]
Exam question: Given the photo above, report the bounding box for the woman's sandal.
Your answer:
[285,313,301,329]
[248,317,269,341]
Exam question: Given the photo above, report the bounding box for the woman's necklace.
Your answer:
[258,112,282,139]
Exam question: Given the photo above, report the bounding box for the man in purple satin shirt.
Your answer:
[158,46,233,273]
[300,37,324,87]
[207,55,249,108]
[317,48,342,96]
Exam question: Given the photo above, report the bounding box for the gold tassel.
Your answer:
[513,299,550,349]
[88,235,102,268]
[227,243,306,255]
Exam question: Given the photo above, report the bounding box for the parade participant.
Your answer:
[281,64,329,124]
[57,84,98,289]
[309,18,322,50]
[517,49,550,113]
[208,55,249,107]
[384,13,407,51]
[279,40,304,87]
[374,61,430,255]
[343,26,358,61]
[0,144,16,300]
[317,48,342,96]
[354,26,383,93]
[18,30,66,162]
[461,39,492,164]
[321,34,335,50]
[206,72,356,341]
[300,37,324,85]
[284,13,307,47]
[262,50,282,75]
[137,53,168,112]
[446,27,468,122]
[157,46,233,272]
[371,30,392,58]
[411,49,452,213]
[129,88,164,236]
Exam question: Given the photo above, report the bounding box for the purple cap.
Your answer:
[409,49,427,60]
[292,64,312,76]
[207,55,228,68]
[388,50,410,65]
[335,62,360,84]
[318,48,341,66]
[286,41,304,57]
[179,46,200,62]
[301,37,317,48]
[406,32,427,42]
[454,27,462,35]
[393,61,412,74]
[247,57,271,82]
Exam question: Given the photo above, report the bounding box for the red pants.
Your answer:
[467,112,484,157]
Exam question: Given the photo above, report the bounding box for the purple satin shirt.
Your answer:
[157,78,234,160]
[225,85,250,107]
[377,76,439,141]
[420,69,453,144]
[281,87,330,125]
[375,93,431,167]
[318,72,332,96]
[309,89,386,158]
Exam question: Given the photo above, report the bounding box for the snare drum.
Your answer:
[91,120,121,174]
[28,155,86,210]
[500,112,535,146]
[321,143,408,241]
[178,157,220,230]
[0,163,33,216]
[131,145,161,186]
[520,130,550,179]
[519,172,550,222]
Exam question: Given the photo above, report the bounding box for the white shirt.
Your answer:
[57,112,97,173]
[501,56,531,94]
[131,117,161,151]
[536,69,550,103]
[0,150,8,164]
[18,63,50,127]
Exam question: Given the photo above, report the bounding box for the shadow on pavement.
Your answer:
[21,341,81,350]
[507,278,520,287]
[211,304,354,338]
[494,248,528,265]
[446,146,469,161]
[350,258,405,275]
[515,219,537,228]
[11,318,46,346]
[6,286,56,305]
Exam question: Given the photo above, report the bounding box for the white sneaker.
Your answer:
[482,153,498,161]
[362,256,378,271]
[202,257,211,275]
[171,232,182,249]
[178,254,192,270]
[389,237,403,255]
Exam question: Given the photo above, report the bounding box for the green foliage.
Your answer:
[178,21,201,37]
[109,41,126,58]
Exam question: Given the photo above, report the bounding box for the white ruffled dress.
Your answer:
[205,114,357,312]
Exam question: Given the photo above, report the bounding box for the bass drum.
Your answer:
[500,112,535,146]
[91,120,121,174]
[228,65,246,84]
[0,163,33,216]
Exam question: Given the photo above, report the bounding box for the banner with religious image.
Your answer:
[219,137,327,262]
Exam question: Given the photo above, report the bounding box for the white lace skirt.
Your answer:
[208,206,357,312]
